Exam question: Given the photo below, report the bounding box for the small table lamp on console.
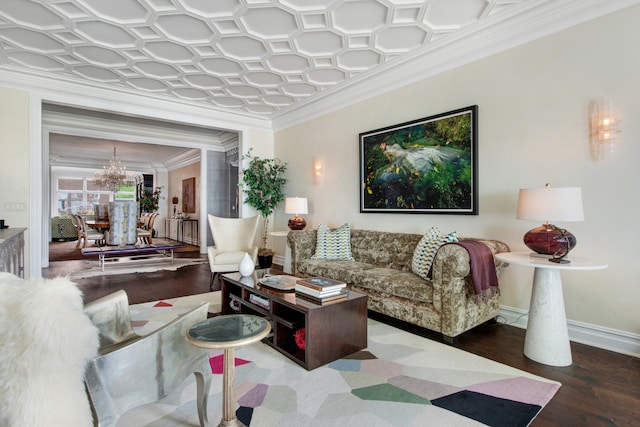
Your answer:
[285,197,308,230]
[516,184,584,264]
[172,196,179,215]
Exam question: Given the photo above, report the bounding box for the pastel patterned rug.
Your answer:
[119,293,560,427]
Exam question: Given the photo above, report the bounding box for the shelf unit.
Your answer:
[222,272,368,370]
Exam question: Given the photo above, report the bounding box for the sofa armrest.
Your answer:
[431,238,510,337]
[287,230,317,276]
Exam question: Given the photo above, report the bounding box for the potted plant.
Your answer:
[240,149,287,268]
[140,186,164,213]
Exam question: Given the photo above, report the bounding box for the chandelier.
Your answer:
[94,147,129,192]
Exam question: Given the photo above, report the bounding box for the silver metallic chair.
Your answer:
[207,214,260,289]
[83,290,212,427]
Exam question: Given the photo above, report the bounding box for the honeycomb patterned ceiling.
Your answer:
[0,0,532,120]
[0,1,628,122]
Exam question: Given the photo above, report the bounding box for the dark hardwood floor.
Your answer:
[43,256,640,427]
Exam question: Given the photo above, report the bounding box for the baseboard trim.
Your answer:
[499,305,640,358]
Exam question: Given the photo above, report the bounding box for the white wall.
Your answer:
[0,87,30,274]
[274,7,640,339]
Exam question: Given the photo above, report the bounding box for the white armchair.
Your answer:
[207,214,260,289]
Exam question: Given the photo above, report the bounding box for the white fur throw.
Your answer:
[0,273,99,427]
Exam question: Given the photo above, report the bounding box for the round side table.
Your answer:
[496,252,607,367]
[186,314,271,427]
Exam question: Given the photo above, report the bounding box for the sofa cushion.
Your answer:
[311,223,355,261]
[412,227,457,280]
[350,268,434,304]
[297,259,373,284]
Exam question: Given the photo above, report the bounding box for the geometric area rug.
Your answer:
[119,293,561,427]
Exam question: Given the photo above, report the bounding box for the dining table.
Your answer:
[85,220,110,232]
[85,219,143,232]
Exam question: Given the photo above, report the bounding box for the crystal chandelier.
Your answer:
[94,147,129,192]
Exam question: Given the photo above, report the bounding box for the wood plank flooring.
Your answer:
[43,259,639,426]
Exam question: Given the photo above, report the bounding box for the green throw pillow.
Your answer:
[412,227,458,280]
[311,223,355,261]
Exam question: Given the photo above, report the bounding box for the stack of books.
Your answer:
[295,277,348,304]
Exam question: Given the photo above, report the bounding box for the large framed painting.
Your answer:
[359,105,478,214]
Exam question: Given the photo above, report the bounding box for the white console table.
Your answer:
[496,252,607,366]
[0,228,26,278]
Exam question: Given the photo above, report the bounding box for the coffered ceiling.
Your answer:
[0,0,632,126]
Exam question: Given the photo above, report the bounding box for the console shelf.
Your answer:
[221,272,368,370]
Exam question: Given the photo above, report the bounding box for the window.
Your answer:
[56,178,113,216]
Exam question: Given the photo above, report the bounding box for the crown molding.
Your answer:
[164,148,202,171]
[42,109,230,148]
[271,0,640,131]
[0,68,273,133]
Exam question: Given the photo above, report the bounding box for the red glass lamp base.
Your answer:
[288,215,306,230]
[523,224,577,257]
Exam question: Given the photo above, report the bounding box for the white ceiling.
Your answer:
[0,0,635,165]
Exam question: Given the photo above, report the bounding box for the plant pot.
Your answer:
[258,254,273,269]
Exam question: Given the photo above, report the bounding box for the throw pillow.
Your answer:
[311,223,355,261]
[412,227,458,280]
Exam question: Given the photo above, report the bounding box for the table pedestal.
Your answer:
[525,268,572,366]
[186,314,270,427]
[220,347,244,427]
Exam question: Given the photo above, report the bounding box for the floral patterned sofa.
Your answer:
[287,229,509,343]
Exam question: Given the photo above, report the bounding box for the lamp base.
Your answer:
[523,223,577,258]
[288,215,306,230]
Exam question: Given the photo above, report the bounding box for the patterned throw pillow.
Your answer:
[311,223,355,261]
[412,227,458,280]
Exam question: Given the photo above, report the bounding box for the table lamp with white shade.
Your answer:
[516,184,584,264]
[285,197,308,230]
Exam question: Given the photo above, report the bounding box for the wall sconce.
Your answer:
[590,97,622,160]
[314,159,324,184]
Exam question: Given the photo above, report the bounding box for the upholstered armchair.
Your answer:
[207,214,260,289]
[0,273,99,427]
[51,215,78,241]
[104,201,138,246]
[83,290,212,427]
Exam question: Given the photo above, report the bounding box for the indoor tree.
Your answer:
[240,149,287,263]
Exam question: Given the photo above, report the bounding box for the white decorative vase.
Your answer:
[238,252,255,277]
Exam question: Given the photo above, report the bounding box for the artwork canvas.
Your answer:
[359,106,478,214]
[182,177,196,213]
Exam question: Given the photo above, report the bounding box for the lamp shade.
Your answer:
[285,197,308,215]
[516,187,584,222]
[285,197,308,230]
[516,186,584,258]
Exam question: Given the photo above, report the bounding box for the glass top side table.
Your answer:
[186,314,271,427]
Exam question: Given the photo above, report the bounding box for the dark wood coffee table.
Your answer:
[221,272,368,370]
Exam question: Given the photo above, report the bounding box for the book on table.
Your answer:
[294,284,344,298]
[295,289,348,305]
[296,277,346,292]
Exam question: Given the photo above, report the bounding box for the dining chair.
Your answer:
[207,214,260,289]
[104,201,138,246]
[137,212,159,244]
[74,214,104,248]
